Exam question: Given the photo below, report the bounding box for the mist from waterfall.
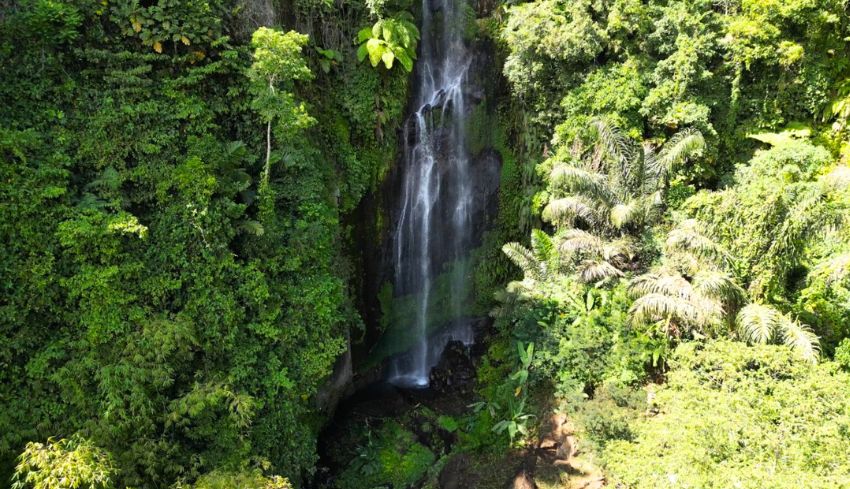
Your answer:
[388,0,475,387]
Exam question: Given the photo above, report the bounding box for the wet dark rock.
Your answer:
[439,453,479,489]
[429,340,476,394]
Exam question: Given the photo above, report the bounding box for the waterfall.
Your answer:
[388,0,475,388]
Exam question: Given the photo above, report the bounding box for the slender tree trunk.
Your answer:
[263,77,276,186]
[264,119,271,185]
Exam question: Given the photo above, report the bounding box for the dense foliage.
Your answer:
[485,0,850,486]
[1,0,413,486]
[3,0,850,487]
[606,340,850,488]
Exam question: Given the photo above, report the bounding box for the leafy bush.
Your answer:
[605,340,850,488]
[336,422,435,489]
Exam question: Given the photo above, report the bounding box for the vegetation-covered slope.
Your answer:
[2,0,850,488]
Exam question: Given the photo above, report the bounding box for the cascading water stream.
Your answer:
[388,0,475,388]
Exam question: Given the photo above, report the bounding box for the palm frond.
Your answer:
[588,119,636,170]
[629,293,704,330]
[736,303,782,344]
[530,229,555,264]
[610,201,643,229]
[629,272,694,300]
[542,196,604,227]
[780,319,820,364]
[602,237,636,264]
[548,165,616,206]
[692,270,745,307]
[558,228,604,256]
[578,259,624,283]
[665,219,730,267]
[502,242,545,282]
[649,127,705,177]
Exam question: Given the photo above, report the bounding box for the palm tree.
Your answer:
[736,303,820,363]
[502,229,558,284]
[542,120,705,282]
[629,219,744,338]
[496,230,559,317]
[629,219,820,361]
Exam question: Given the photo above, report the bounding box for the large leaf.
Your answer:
[357,27,373,43]
[366,38,385,67]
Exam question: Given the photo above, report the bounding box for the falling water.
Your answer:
[388,0,475,387]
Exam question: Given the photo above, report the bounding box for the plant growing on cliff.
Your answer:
[357,14,419,72]
[248,27,315,186]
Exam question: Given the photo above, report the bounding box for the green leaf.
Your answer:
[366,38,384,67]
[356,43,368,62]
[381,50,394,69]
[357,27,373,43]
[395,49,413,71]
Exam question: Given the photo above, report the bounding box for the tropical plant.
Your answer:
[357,14,420,72]
[12,435,116,489]
[736,304,820,363]
[491,397,535,446]
[629,219,742,337]
[630,219,820,361]
[605,340,850,489]
[542,120,704,281]
[248,27,315,186]
[501,229,558,286]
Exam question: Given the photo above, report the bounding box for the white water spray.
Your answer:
[388,0,475,387]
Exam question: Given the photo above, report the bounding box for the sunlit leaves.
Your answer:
[356,15,419,72]
[12,435,116,489]
[737,304,820,363]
